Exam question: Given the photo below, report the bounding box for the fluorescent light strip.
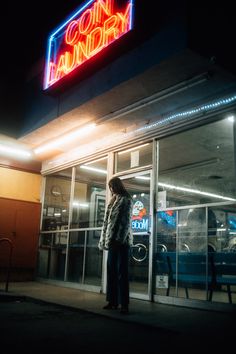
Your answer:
[80,165,107,174]
[135,176,150,180]
[84,156,108,165]
[73,201,89,208]
[0,144,32,159]
[34,123,96,155]
[135,176,236,201]
[118,143,150,155]
[159,182,236,202]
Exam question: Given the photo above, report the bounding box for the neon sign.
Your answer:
[44,0,134,90]
[132,200,149,232]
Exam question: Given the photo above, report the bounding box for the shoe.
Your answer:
[103,303,117,310]
[120,306,129,314]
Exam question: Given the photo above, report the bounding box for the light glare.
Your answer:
[34,123,96,155]
[0,144,32,159]
[80,165,107,174]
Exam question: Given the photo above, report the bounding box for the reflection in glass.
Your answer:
[67,230,102,285]
[39,157,107,288]
[155,205,236,303]
[115,142,152,173]
[122,174,151,295]
[156,117,236,304]
[71,158,107,229]
[37,232,69,280]
[67,231,85,282]
[42,168,72,231]
[158,118,236,207]
[84,230,103,285]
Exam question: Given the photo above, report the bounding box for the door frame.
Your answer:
[118,169,154,301]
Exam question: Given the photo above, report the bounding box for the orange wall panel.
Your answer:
[0,167,42,203]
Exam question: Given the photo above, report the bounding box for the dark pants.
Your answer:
[106,244,130,307]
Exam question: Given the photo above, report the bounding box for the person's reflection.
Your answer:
[185,208,217,252]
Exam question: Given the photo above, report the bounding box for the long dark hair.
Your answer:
[108,177,131,197]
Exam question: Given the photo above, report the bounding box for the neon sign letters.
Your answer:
[132,200,149,232]
[44,0,134,90]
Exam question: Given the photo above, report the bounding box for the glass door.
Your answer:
[120,171,153,299]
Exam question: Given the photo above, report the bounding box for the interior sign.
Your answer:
[44,0,134,90]
[156,275,169,289]
[132,200,149,232]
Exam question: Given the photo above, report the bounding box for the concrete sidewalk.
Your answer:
[1,280,235,337]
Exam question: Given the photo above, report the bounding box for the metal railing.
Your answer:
[0,237,13,292]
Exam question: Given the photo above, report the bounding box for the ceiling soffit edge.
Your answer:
[41,97,236,175]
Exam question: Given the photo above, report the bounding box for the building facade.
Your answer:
[17,0,236,309]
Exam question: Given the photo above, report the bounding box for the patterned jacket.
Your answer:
[98,194,133,250]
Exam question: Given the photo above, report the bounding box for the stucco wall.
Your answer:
[0,167,42,203]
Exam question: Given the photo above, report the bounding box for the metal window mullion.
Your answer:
[205,207,209,300]
[148,169,154,301]
[176,210,179,297]
[149,139,158,301]
[82,230,88,284]
[38,177,47,277]
[39,176,46,234]
[64,166,76,282]
[47,232,54,278]
[101,152,113,294]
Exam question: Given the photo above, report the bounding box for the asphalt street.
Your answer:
[1,297,176,354]
[0,295,234,354]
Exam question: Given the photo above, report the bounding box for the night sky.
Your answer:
[0,0,83,138]
[0,1,235,138]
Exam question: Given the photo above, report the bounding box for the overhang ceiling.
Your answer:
[18,49,236,168]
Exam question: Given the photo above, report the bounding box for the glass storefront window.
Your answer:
[71,157,107,229]
[155,205,236,303]
[158,118,236,208]
[39,157,107,287]
[38,116,236,306]
[122,173,151,295]
[156,207,209,300]
[37,231,68,280]
[66,229,102,285]
[115,142,152,173]
[42,168,72,231]
[155,117,236,304]
[67,230,86,282]
[37,233,52,278]
[85,230,103,285]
